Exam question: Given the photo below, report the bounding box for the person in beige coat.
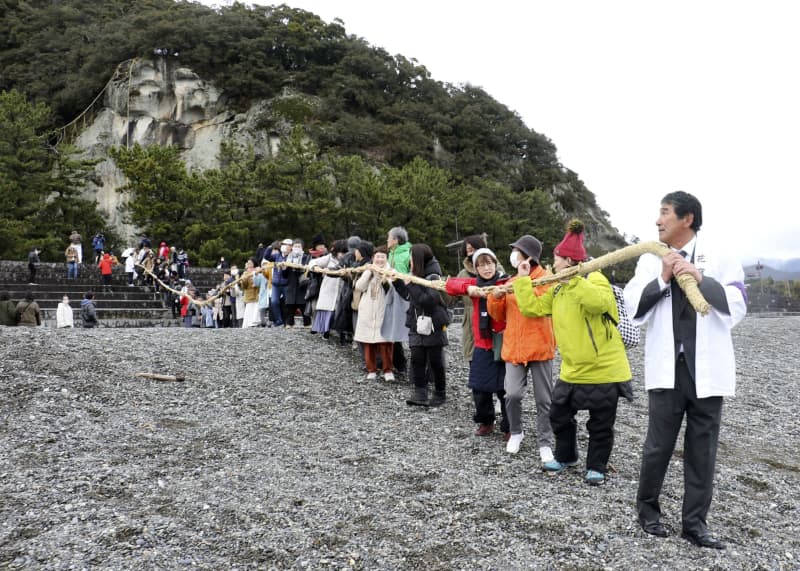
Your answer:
[354,246,394,381]
[16,292,41,327]
[239,258,264,328]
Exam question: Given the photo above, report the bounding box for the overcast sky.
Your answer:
[203,0,799,263]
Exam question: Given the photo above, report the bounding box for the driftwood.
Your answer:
[135,372,186,382]
[135,240,710,315]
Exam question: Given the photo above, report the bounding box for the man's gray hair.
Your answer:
[347,235,361,251]
[388,226,408,244]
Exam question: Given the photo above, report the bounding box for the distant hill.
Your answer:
[744,264,800,281]
[755,258,800,273]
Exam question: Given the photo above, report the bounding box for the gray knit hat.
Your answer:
[509,235,543,264]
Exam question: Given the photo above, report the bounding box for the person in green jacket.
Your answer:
[387,226,411,274]
[513,220,632,485]
[387,226,412,375]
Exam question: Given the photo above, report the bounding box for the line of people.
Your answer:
[178,223,632,487]
[190,193,743,551]
[6,191,747,548]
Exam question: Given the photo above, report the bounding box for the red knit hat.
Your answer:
[553,219,587,261]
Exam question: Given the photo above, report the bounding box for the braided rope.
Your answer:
[135,240,710,315]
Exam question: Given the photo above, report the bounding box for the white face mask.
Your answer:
[509,251,522,269]
[280,245,290,255]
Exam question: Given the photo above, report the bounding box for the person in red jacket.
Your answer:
[179,286,194,327]
[446,248,509,437]
[98,252,115,292]
[158,241,170,260]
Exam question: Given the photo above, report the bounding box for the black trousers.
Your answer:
[637,355,723,534]
[393,342,407,373]
[410,345,445,392]
[28,263,37,283]
[473,389,509,432]
[550,396,619,473]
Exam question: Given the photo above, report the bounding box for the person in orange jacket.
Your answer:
[487,235,557,460]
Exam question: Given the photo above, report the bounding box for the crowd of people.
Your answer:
[159,224,633,480]
[168,194,745,548]
[5,193,747,548]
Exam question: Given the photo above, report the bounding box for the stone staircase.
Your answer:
[0,261,225,328]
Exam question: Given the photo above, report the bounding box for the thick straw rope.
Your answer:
[135,241,710,315]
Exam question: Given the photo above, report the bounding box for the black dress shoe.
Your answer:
[681,530,726,550]
[641,521,669,537]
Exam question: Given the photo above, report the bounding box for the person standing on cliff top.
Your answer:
[27,247,40,285]
[69,230,83,264]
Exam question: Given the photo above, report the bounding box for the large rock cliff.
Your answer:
[74,56,280,239]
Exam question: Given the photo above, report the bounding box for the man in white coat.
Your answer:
[624,191,746,549]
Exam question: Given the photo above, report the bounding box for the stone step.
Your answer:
[1,273,220,289]
[0,285,165,301]
[0,261,225,289]
[44,317,185,328]
[33,299,166,310]
[41,307,175,320]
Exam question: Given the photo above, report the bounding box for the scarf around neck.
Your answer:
[476,270,503,339]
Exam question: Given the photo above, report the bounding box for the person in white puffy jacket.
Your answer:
[56,295,74,328]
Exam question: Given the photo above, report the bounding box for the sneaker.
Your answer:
[366,372,377,380]
[543,459,578,473]
[383,371,395,382]
[506,432,524,454]
[585,470,605,485]
[539,446,555,464]
[475,423,495,437]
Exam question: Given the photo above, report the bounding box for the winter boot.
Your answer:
[406,385,429,407]
[429,389,446,407]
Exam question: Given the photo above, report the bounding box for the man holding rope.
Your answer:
[624,191,746,549]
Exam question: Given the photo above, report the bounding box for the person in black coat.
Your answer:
[283,239,312,327]
[391,244,451,407]
[27,247,40,284]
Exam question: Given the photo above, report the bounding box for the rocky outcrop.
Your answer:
[74,57,282,240]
